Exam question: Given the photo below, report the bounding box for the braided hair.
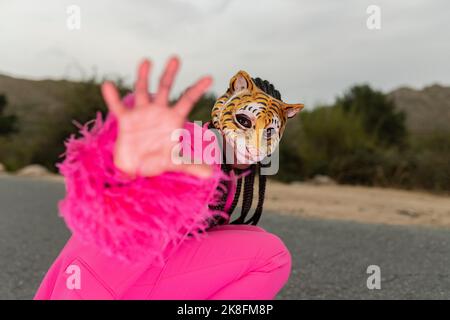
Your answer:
[207,77,282,227]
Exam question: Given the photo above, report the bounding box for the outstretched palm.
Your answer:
[101,57,213,178]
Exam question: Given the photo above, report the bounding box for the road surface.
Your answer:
[0,175,449,299]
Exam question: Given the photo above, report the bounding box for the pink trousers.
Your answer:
[34,224,292,300]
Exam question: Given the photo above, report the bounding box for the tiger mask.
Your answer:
[211,70,304,165]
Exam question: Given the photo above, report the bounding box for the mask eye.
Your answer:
[264,127,276,139]
[236,114,252,129]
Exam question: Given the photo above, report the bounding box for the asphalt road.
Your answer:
[0,175,449,299]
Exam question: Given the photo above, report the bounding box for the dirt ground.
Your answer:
[264,180,450,229]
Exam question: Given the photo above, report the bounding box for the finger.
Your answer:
[174,76,212,118]
[155,56,180,106]
[134,59,151,106]
[101,81,125,117]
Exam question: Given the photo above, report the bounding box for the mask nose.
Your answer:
[248,118,266,152]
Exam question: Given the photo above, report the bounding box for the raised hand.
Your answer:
[101,57,213,178]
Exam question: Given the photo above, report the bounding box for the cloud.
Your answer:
[0,0,448,107]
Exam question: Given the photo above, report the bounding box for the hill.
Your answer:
[2,73,450,135]
[0,74,75,125]
[388,84,450,134]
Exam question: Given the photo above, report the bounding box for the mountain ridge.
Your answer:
[1,73,449,133]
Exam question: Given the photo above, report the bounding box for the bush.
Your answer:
[277,96,450,192]
[0,94,18,136]
[337,84,407,147]
[186,93,217,124]
[2,79,449,193]
[29,77,129,171]
[292,106,381,184]
[407,132,450,192]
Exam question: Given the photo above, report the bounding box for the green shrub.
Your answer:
[408,132,450,192]
[1,79,449,194]
[0,94,18,136]
[337,84,407,147]
[278,105,384,184]
[30,77,129,171]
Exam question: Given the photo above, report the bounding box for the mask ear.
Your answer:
[283,103,304,118]
[229,70,255,94]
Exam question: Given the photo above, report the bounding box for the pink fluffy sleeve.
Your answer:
[57,107,234,265]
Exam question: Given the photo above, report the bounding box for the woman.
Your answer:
[34,56,303,299]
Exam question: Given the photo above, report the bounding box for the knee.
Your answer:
[257,232,292,277]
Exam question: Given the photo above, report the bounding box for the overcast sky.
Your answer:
[0,0,448,107]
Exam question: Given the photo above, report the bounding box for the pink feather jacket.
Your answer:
[34,96,236,299]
